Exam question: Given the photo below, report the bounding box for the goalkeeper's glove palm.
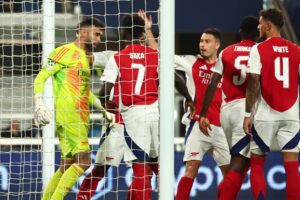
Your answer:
[34,94,52,126]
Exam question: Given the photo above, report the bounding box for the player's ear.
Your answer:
[215,40,221,50]
[79,28,88,38]
[266,21,272,32]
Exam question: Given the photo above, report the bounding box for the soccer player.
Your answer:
[98,13,160,200]
[76,10,170,200]
[77,52,128,200]
[244,8,300,200]
[34,18,114,200]
[77,83,127,200]
[199,17,259,200]
[175,28,230,200]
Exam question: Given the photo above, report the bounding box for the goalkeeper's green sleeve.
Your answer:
[34,68,52,95]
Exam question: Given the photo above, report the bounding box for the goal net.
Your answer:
[0,0,169,200]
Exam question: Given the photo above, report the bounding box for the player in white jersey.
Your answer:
[199,17,259,200]
[244,9,300,200]
[175,28,230,200]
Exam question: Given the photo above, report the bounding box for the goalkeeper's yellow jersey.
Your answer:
[34,42,94,124]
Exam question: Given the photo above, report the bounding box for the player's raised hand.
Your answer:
[243,117,252,136]
[34,94,52,126]
[185,99,196,119]
[137,9,152,30]
[199,116,212,136]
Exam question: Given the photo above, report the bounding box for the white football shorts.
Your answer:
[95,123,131,167]
[251,120,300,154]
[121,103,159,164]
[183,120,230,166]
[220,99,251,158]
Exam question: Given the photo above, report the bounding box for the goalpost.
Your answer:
[41,0,55,191]
[159,0,175,199]
[0,0,174,199]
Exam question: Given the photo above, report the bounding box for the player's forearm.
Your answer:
[89,91,107,113]
[146,29,158,49]
[200,73,221,117]
[99,82,114,106]
[88,92,98,105]
[34,69,51,94]
[245,73,260,113]
[175,72,192,101]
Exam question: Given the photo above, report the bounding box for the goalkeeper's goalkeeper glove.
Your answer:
[92,98,115,128]
[34,94,52,126]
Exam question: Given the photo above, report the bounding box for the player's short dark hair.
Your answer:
[240,16,259,36]
[76,17,105,34]
[259,8,284,29]
[202,28,222,43]
[122,14,145,39]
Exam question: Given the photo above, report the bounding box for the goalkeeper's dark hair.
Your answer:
[76,17,105,34]
[240,16,259,39]
[121,14,145,40]
[202,28,222,43]
[259,8,284,30]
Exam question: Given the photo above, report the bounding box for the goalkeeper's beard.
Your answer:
[85,42,94,53]
[85,39,97,53]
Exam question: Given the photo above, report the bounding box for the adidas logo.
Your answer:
[199,65,208,70]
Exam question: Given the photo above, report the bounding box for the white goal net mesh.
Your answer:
[0,1,162,200]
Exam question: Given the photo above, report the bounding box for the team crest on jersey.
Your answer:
[44,59,56,71]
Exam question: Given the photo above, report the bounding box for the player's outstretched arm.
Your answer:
[199,72,222,136]
[98,82,119,114]
[175,72,195,117]
[200,72,222,117]
[89,92,115,128]
[89,92,105,112]
[98,55,119,113]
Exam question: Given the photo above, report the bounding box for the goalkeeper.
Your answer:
[34,18,114,200]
